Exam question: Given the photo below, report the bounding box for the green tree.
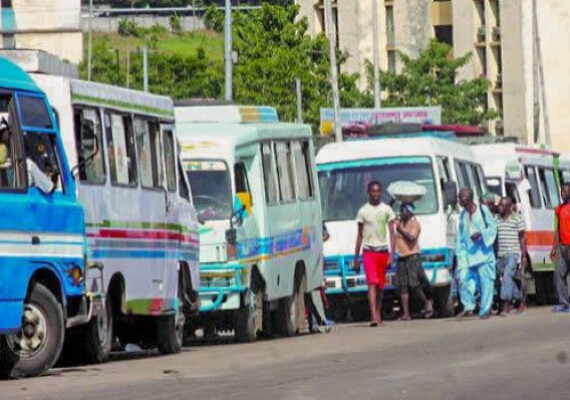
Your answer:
[368,39,499,125]
[229,3,366,131]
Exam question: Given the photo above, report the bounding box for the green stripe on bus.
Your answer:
[71,94,174,117]
[86,220,191,233]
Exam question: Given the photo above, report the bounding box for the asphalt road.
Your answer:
[3,307,570,400]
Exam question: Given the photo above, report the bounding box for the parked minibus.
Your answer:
[317,132,488,318]
[175,105,323,341]
[0,56,99,378]
[472,144,570,303]
[31,74,200,359]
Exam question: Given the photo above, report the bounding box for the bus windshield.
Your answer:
[318,156,438,222]
[185,160,232,221]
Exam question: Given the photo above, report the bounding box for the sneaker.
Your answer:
[552,305,570,313]
[317,325,331,334]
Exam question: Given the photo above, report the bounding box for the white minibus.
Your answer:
[176,105,323,341]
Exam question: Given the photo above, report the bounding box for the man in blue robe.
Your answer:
[456,188,497,319]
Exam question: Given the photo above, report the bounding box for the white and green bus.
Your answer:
[175,105,323,341]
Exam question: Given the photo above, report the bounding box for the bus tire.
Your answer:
[156,279,184,355]
[274,273,306,337]
[435,285,454,318]
[235,287,262,343]
[0,283,64,378]
[81,296,113,364]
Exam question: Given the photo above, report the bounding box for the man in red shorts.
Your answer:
[354,181,396,326]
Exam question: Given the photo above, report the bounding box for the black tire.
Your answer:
[81,296,113,364]
[0,283,64,378]
[235,287,262,343]
[274,273,306,337]
[156,279,184,355]
[434,285,454,318]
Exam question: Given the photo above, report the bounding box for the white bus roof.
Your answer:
[176,121,312,159]
[472,143,565,167]
[70,80,174,119]
[175,105,279,124]
[316,137,476,165]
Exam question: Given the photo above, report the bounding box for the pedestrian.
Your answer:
[550,182,570,313]
[306,222,332,333]
[394,203,434,320]
[353,181,396,327]
[455,188,497,319]
[495,196,527,316]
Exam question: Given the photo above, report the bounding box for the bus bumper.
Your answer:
[198,262,248,313]
[324,248,454,296]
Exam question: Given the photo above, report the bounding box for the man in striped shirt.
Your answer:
[495,196,527,315]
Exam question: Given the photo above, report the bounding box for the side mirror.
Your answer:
[226,227,237,245]
[81,119,96,154]
[443,180,458,207]
[197,211,206,225]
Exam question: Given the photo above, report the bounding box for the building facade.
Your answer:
[296,0,570,150]
[0,0,83,64]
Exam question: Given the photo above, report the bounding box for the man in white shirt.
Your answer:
[353,181,396,326]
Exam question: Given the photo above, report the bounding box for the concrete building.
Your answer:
[0,0,83,64]
[296,0,570,150]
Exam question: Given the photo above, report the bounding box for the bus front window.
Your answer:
[318,156,438,222]
[185,160,232,221]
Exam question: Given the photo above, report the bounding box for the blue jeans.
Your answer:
[496,253,522,302]
[457,262,495,316]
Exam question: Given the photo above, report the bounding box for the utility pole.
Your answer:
[224,0,233,101]
[324,0,342,142]
[87,0,93,81]
[296,78,303,123]
[126,42,131,89]
[143,46,148,92]
[533,0,551,147]
[372,0,381,108]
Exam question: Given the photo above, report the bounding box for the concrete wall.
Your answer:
[81,15,205,33]
[1,0,83,64]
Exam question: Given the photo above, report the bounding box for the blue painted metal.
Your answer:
[0,57,87,334]
[1,8,15,32]
[198,262,247,313]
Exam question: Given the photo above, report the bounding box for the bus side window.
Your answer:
[162,129,177,192]
[301,141,314,198]
[73,107,106,184]
[454,160,467,190]
[177,161,190,202]
[525,166,542,208]
[274,141,294,202]
[538,167,560,209]
[105,112,137,186]
[292,141,311,199]
[261,143,278,204]
[135,118,161,189]
[505,181,520,205]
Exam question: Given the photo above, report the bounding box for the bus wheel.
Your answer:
[434,285,454,318]
[235,286,263,343]
[274,273,306,337]
[0,283,64,378]
[81,296,113,364]
[156,281,184,354]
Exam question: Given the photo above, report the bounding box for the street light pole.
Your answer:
[224,0,233,101]
[324,0,342,142]
[372,0,381,108]
[87,0,93,81]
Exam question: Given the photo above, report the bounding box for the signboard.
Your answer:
[320,107,442,136]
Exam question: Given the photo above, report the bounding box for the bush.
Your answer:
[169,14,183,34]
[118,18,142,37]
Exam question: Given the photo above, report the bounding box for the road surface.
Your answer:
[3,307,570,400]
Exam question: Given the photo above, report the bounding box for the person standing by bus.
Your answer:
[353,181,396,327]
[551,182,570,313]
[495,196,527,316]
[455,188,497,319]
[394,203,434,320]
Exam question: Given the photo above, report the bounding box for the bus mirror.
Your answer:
[444,181,458,207]
[81,119,96,154]
[226,227,237,245]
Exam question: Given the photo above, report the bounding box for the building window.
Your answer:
[387,50,397,73]
[434,25,453,46]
